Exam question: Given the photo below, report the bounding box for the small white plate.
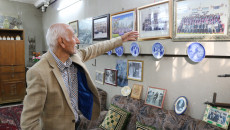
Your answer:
[130,42,140,57]
[152,42,164,59]
[115,46,124,57]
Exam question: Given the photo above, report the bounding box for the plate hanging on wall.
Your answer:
[174,96,188,115]
[121,86,131,96]
[107,50,112,55]
[115,46,124,57]
[187,42,205,62]
[152,42,164,59]
[130,42,140,57]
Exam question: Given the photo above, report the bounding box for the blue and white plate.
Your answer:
[174,96,188,115]
[187,42,205,62]
[115,46,124,57]
[152,42,164,59]
[107,50,112,55]
[130,42,140,57]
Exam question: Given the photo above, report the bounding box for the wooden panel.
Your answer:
[0,73,25,80]
[0,66,25,73]
[15,41,25,65]
[0,40,15,65]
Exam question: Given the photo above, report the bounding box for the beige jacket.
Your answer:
[20,37,123,130]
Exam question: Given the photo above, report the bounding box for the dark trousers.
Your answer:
[75,118,81,130]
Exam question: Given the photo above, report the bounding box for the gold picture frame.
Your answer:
[130,84,143,99]
[127,60,143,82]
[69,20,78,37]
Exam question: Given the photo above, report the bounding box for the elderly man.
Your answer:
[20,23,138,130]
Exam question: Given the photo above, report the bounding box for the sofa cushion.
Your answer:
[136,121,155,130]
[99,104,130,130]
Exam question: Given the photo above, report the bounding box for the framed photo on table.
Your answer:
[173,0,230,41]
[69,20,78,37]
[104,69,117,86]
[137,0,172,40]
[203,105,230,129]
[110,9,136,38]
[145,86,167,108]
[127,60,143,82]
[130,84,143,99]
[95,71,104,84]
[93,14,110,40]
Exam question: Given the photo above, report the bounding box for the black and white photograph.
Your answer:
[104,69,117,86]
[95,71,104,84]
[174,96,188,115]
[127,60,143,81]
[145,86,167,108]
[93,14,110,40]
[78,18,93,44]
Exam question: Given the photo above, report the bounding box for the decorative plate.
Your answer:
[130,42,140,57]
[107,50,112,55]
[174,96,188,115]
[121,86,131,96]
[152,42,164,59]
[115,46,124,57]
[187,42,205,62]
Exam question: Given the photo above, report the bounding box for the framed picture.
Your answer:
[95,71,104,84]
[93,14,110,40]
[203,105,230,129]
[173,0,230,41]
[174,96,188,115]
[69,20,78,37]
[116,59,128,87]
[127,60,143,81]
[137,0,172,40]
[110,9,136,38]
[130,84,143,99]
[78,18,93,44]
[145,86,167,108]
[104,69,117,86]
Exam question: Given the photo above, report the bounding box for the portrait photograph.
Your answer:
[69,20,78,37]
[137,0,172,40]
[116,59,128,87]
[127,60,143,81]
[93,14,110,40]
[95,71,104,84]
[78,18,93,44]
[174,96,188,115]
[203,105,230,129]
[130,84,143,99]
[173,0,230,41]
[104,69,117,86]
[111,9,136,38]
[145,86,167,108]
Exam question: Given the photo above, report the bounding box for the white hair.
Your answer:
[46,23,71,51]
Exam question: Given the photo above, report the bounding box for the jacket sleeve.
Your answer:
[20,68,47,130]
[77,37,123,62]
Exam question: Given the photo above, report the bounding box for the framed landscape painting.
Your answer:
[145,86,167,108]
[93,14,110,40]
[137,0,172,40]
[78,18,93,44]
[110,9,136,38]
[127,60,143,81]
[104,69,117,86]
[173,0,230,41]
[69,20,78,37]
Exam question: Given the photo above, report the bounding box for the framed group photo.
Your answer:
[104,69,117,86]
[137,0,172,40]
[145,86,167,108]
[203,105,230,129]
[93,14,110,40]
[95,71,104,84]
[110,9,136,38]
[127,60,143,81]
[69,20,78,37]
[173,0,230,41]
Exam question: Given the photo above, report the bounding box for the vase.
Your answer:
[3,19,10,29]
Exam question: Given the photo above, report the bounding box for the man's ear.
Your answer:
[58,37,65,48]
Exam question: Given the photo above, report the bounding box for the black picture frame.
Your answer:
[92,14,110,40]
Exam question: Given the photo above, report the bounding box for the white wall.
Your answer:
[42,0,230,120]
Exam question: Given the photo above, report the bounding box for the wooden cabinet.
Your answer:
[0,29,26,104]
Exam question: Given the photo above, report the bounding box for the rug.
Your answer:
[0,104,23,130]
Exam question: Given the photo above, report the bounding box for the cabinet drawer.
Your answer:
[0,72,25,80]
[0,66,25,73]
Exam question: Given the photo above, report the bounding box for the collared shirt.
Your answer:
[50,50,79,122]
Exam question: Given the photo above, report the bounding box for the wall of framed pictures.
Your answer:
[43,0,230,121]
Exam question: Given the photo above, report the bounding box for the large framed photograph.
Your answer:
[95,71,104,84]
[110,9,136,38]
[78,18,93,44]
[203,105,230,129]
[93,14,110,40]
[173,0,230,41]
[145,86,167,108]
[69,20,78,37]
[104,69,117,86]
[130,84,143,99]
[127,60,143,81]
[137,0,172,40]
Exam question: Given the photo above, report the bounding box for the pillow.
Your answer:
[136,122,155,130]
[99,104,130,130]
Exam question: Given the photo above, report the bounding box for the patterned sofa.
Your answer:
[79,95,227,130]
